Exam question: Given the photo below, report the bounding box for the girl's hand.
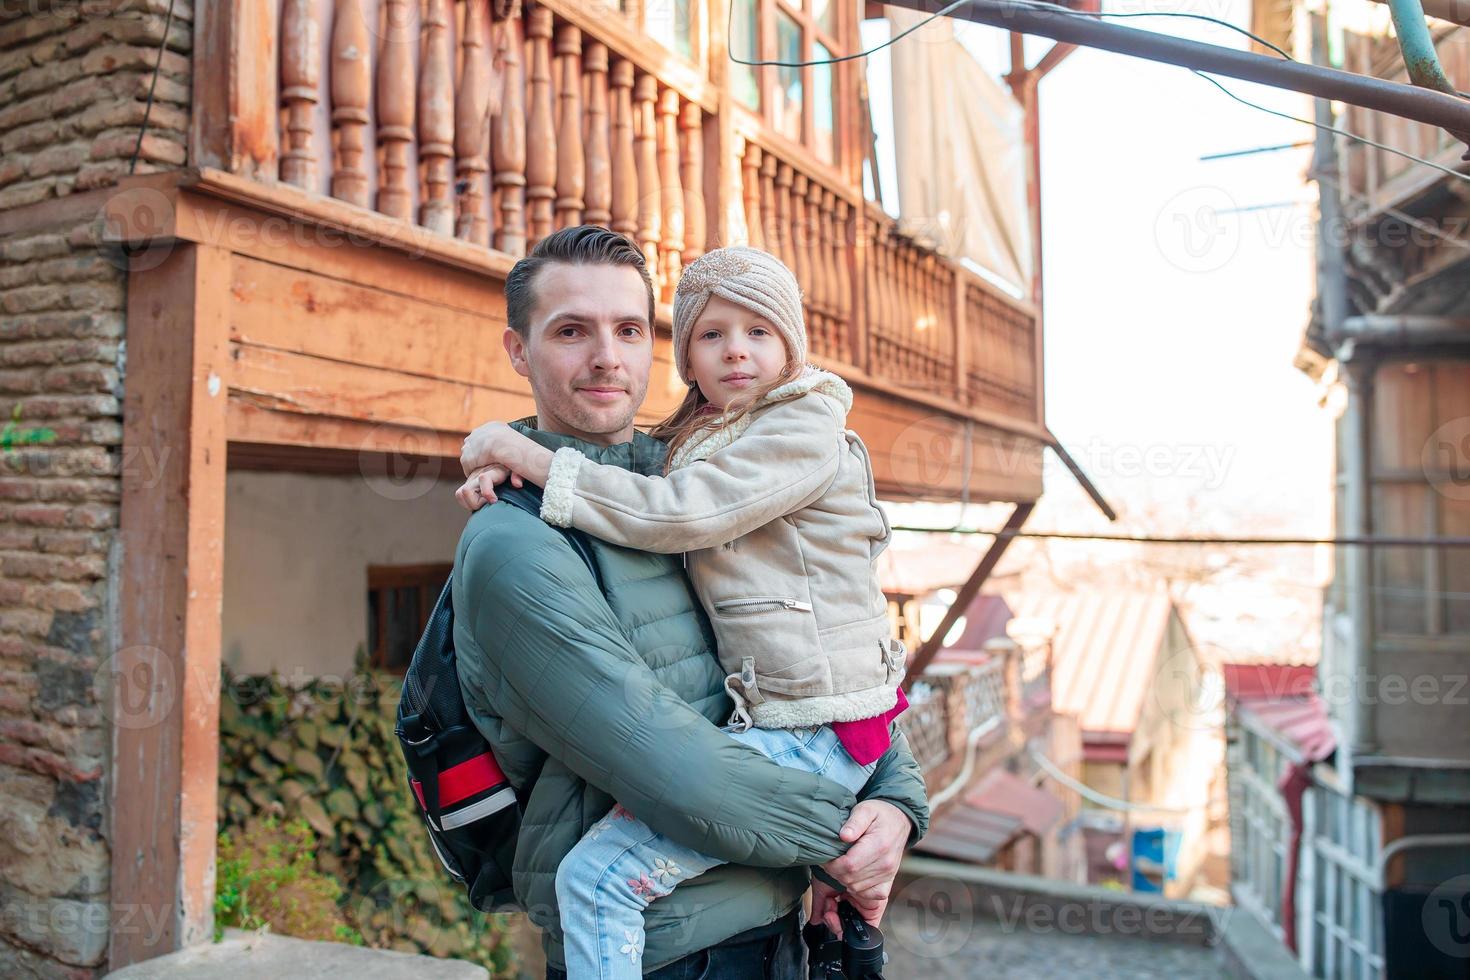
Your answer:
[460,420,517,477]
[455,464,524,512]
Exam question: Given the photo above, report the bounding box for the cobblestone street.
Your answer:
[881,901,1233,979]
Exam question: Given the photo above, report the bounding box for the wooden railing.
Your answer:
[239,0,1040,426]
[1341,25,1470,215]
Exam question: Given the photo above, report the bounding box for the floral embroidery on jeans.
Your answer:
[651,857,682,883]
[627,873,657,899]
[619,929,642,965]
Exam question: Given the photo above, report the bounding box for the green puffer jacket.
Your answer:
[453,423,930,973]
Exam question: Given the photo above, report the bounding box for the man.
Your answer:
[452,225,929,978]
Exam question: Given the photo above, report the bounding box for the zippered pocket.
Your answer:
[712,596,814,615]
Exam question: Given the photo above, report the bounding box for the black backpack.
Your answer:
[395,483,600,912]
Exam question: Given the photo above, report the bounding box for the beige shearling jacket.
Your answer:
[539,367,906,730]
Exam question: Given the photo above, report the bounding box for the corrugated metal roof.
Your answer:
[913,805,1024,865]
[964,768,1065,836]
[1004,589,1175,739]
[1236,695,1335,763]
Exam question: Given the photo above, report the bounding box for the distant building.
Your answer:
[1241,4,1470,975]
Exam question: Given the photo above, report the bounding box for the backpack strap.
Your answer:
[495,483,603,590]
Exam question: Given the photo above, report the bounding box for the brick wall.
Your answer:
[0,2,191,976]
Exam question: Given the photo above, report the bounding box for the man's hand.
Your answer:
[455,464,521,511]
[818,799,910,927]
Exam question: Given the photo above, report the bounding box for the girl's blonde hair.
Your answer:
[649,351,808,474]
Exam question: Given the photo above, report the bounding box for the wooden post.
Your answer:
[110,243,230,969]
[194,0,280,179]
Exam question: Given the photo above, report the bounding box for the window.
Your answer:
[813,41,835,163]
[647,0,694,60]
[773,10,804,143]
[367,563,451,673]
[1369,360,1470,636]
[737,0,848,163]
[731,0,760,110]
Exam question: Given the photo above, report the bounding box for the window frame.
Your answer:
[366,562,452,675]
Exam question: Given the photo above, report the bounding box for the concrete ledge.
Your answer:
[1218,908,1311,980]
[103,929,490,980]
[898,854,1225,947]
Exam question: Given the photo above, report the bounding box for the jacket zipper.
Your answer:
[713,596,814,613]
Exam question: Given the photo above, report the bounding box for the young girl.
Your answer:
[458,245,909,978]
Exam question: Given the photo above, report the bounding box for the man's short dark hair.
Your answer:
[504,226,655,337]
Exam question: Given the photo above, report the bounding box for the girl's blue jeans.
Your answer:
[553,722,878,979]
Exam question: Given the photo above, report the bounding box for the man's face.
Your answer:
[503,262,653,446]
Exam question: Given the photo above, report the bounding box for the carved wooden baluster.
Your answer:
[609,60,637,237]
[865,218,881,367]
[807,180,830,356]
[634,74,661,288]
[774,163,795,280]
[330,0,371,206]
[833,196,852,362]
[741,144,763,251]
[583,42,612,227]
[493,6,527,255]
[374,0,414,220]
[905,247,919,379]
[864,217,879,366]
[759,154,778,261]
[791,174,812,330]
[680,103,705,265]
[418,0,455,233]
[524,7,556,246]
[455,0,494,245]
[554,25,585,228]
[656,89,684,299]
[280,0,321,190]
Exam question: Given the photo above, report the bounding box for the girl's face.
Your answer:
[687,294,790,410]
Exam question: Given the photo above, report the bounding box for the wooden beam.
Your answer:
[902,502,1035,685]
[110,243,231,968]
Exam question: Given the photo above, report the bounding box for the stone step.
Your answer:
[104,929,490,980]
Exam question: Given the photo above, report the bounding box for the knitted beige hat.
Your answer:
[671,246,806,384]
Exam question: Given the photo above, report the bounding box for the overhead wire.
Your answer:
[727,0,1470,186]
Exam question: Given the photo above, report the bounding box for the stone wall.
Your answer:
[0,2,191,976]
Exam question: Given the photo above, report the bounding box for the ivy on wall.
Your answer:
[216,658,516,975]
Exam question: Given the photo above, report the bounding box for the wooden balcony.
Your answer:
[1340,25,1470,219]
[140,0,1046,504]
